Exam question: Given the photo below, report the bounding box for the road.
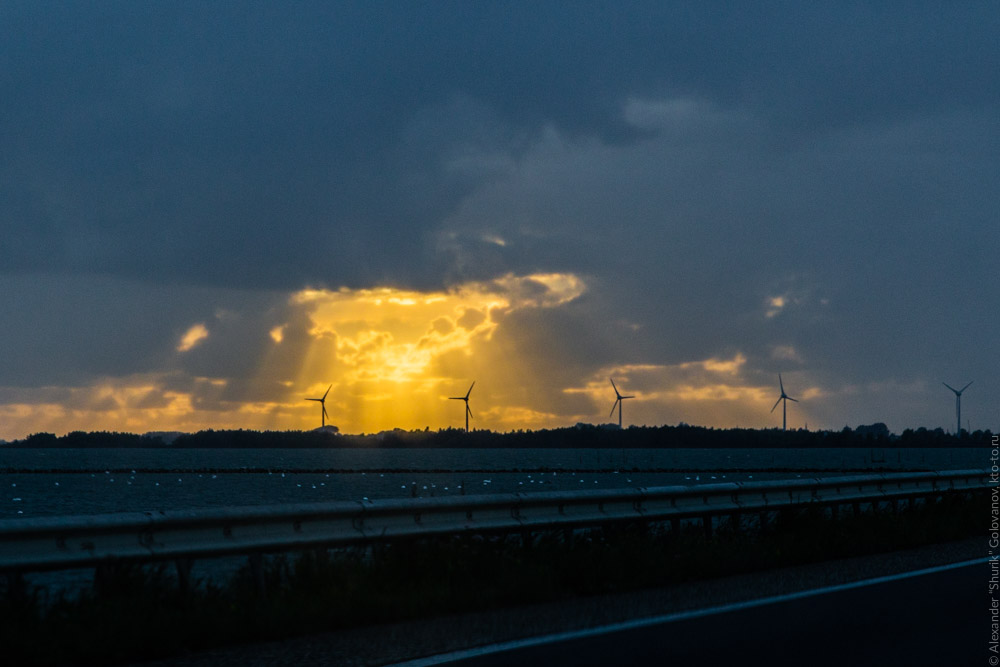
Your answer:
[403,558,985,667]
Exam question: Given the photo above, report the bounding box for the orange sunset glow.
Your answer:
[0,272,825,440]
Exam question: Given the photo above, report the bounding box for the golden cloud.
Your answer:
[0,271,831,439]
[563,358,816,430]
[282,273,587,432]
[176,323,209,352]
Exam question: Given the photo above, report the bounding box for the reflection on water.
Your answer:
[0,447,982,519]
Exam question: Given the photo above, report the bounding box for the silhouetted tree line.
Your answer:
[4,424,993,449]
[7,431,149,448]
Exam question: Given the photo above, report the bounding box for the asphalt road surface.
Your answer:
[406,559,984,667]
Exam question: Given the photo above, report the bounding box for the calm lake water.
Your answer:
[0,447,984,520]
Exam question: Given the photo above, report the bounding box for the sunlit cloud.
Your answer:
[564,364,666,401]
[560,357,820,430]
[0,378,205,437]
[176,323,209,352]
[771,345,802,362]
[492,273,586,308]
[291,273,585,387]
[238,401,287,416]
[664,383,770,403]
[762,281,827,322]
[765,296,786,319]
[280,272,588,432]
[482,234,507,247]
[679,354,746,375]
[0,402,66,424]
[801,387,825,400]
[194,377,227,388]
[0,269,939,440]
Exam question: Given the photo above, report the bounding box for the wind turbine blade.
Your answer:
[322,385,331,401]
[942,382,958,393]
[467,405,473,419]
[306,398,321,402]
[787,397,799,403]
[610,377,619,394]
[960,381,973,392]
[323,406,330,420]
[622,395,635,400]
[770,397,782,413]
[466,381,475,399]
[778,374,784,394]
[449,397,463,400]
[610,399,620,418]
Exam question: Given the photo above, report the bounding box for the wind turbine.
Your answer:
[305,385,331,428]
[770,374,799,431]
[609,378,634,429]
[943,381,973,436]
[450,381,475,431]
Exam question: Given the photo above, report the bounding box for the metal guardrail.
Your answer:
[0,469,988,575]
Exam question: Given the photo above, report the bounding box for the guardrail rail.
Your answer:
[0,469,988,583]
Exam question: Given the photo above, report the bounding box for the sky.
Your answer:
[0,2,996,439]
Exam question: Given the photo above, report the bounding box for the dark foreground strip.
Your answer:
[394,557,986,667]
[0,467,933,475]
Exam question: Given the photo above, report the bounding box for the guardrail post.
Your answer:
[94,561,122,596]
[248,553,266,595]
[175,557,193,595]
[4,572,28,604]
[521,528,535,550]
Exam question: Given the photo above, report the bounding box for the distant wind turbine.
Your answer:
[770,374,799,431]
[305,385,332,428]
[609,378,634,429]
[943,381,973,436]
[450,381,475,431]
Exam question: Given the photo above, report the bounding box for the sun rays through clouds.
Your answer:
[267,273,588,433]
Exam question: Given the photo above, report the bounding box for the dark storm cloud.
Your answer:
[0,274,289,387]
[1,2,997,435]
[2,2,996,290]
[439,95,998,429]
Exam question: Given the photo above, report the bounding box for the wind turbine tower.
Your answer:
[609,378,634,429]
[770,374,799,431]
[305,385,332,428]
[943,381,973,436]
[450,382,475,431]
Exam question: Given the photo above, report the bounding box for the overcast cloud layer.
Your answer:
[1,2,996,439]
